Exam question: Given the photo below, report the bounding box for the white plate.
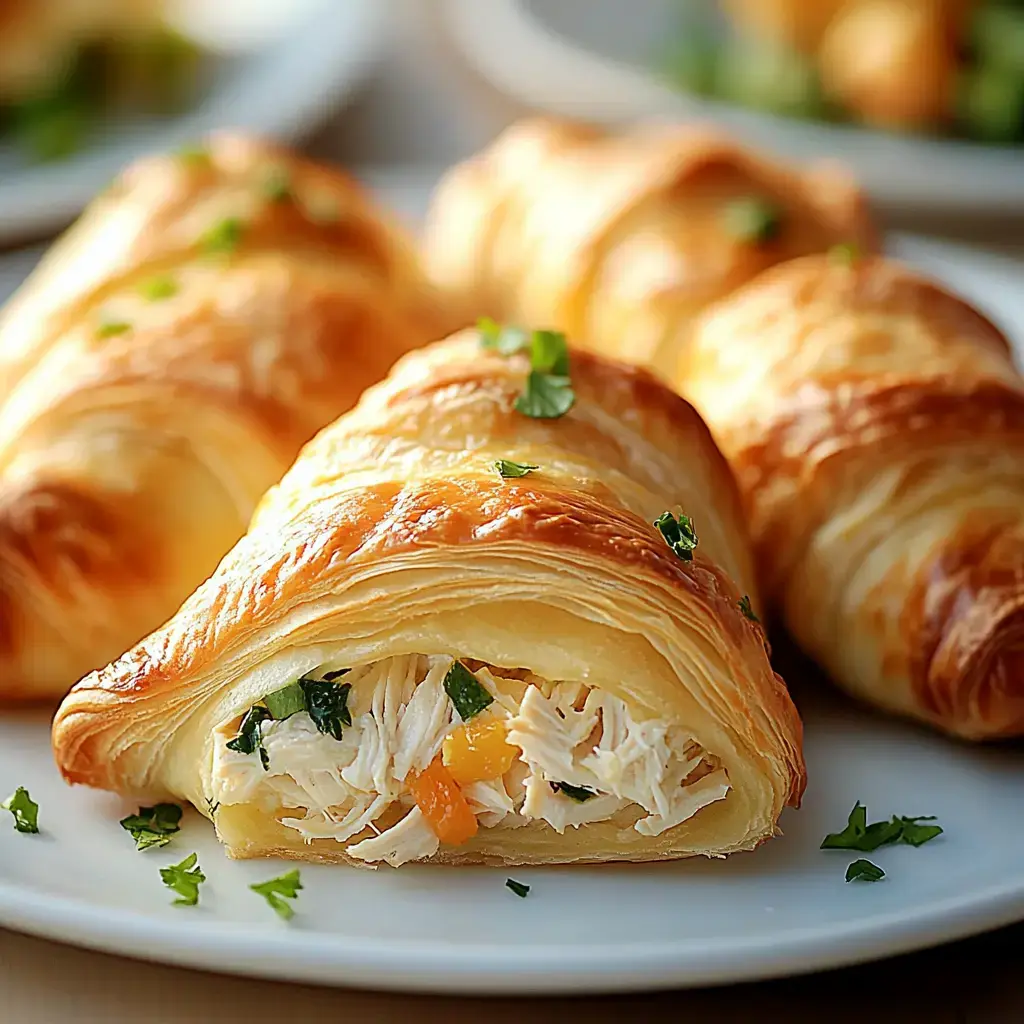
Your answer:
[442,0,1024,213]
[0,0,386,243]
[0,182,1023,993]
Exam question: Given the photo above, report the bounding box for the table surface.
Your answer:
[4,2,1023,1020]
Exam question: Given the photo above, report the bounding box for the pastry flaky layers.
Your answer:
[682,253,1024,740]
[423,116,876,383]
[0,132,451,699]
[53,330,805,867]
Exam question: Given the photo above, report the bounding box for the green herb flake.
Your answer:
[846,858,885,883]
[95,319,132,339]
[263,681,307,721]
[738,595,759,622]
[2,787,39,834]
[529,329,570,376]
[298,676,353,740]
[654,511,699,562]
[262,167,292,203]
[139,275,178,301]
[506,878,530,898]
[515,371,575,419]
[829,242,861,266]
[120,803,183,851]
[160,852,205,906]
[226,705,272,770]
[550,781,597,803]
[176,144,212,169]
[443,660,494,721]
[723,197,782,245]
[251,869,302,920]
[478,317,530,355]
[495,459,539,479]
[199,216,245,256]
[821,802,943,852]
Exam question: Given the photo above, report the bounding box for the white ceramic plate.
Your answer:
[0,0,386,243]
[0,179,1023,993]
[442,0,1024,213]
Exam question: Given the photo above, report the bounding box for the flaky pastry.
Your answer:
[53,330,804,867]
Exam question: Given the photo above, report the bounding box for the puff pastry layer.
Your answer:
[682,253,1024,739]
[423,117,876,382]
[52,330,805,866]
[0,133,450,699]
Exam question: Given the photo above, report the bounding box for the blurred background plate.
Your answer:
[442,0,1024,214]
[0,0,386,244]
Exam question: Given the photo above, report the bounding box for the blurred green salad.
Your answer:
[661,0,1024,145]
[0,27,201,163]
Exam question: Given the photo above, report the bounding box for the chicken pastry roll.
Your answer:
[681,252,1024,739]
[53,328,805,867]
[0,133,451,699]
[423,117,876,383]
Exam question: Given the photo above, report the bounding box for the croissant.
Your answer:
[0,133,451,700]
[681,252,1024,739]
[423,117,876,383]
[52,328,805,867]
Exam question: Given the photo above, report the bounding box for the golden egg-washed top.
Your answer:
[0,132,454,699]
[423,116,877,384]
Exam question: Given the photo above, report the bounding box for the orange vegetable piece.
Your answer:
[408,756,478,846]
[442,717,519,786]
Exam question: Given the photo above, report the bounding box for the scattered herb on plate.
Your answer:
[120,802,183,851]
[251,869,303,920]
[160,852,205,906]
[821,802,943,852]
[2,787,39,834]
[846,858,885,883]
[506,878,531,898]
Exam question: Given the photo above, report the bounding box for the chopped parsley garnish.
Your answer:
[479,320,576,419]
[829,241,861,266]
[120,803,182,851]
[738,595,759,622]
[478,317,530,355]
[139,275,178,301]
[550,781,596,803]
[263,681,307,721]
[176,144,211,168]
[821,802,943,852]
[226,705,272,770]
[199,216,245,256]
[262,167,292,203]
[250,869,302,920]
[2,787,39,834]
[723,197,782,244]
[506,878,530,898]
[160,852,205,906]
[298,674,353,741]
[495,459,539,479]
[444,660,494,721]
[95,319,132,339]
[846,858,885,883]
[654,511,699,562]
[516,371,575,418]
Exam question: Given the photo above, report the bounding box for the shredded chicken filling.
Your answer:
[211,654,730,866]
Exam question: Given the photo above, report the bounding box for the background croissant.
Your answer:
[423,117,877,383]
[0,133,451,700]
[53,330,804,866]
[682,253,1024,739]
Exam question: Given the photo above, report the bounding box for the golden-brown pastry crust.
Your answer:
[0,133,453,700]
[53,330,804,865]
[682,253,1024,739]
[423,117,877,382]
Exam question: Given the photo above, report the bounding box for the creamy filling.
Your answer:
[211,654,729,866]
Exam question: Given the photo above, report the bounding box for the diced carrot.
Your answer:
[408,756,478,846]
[442,716,519,786]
